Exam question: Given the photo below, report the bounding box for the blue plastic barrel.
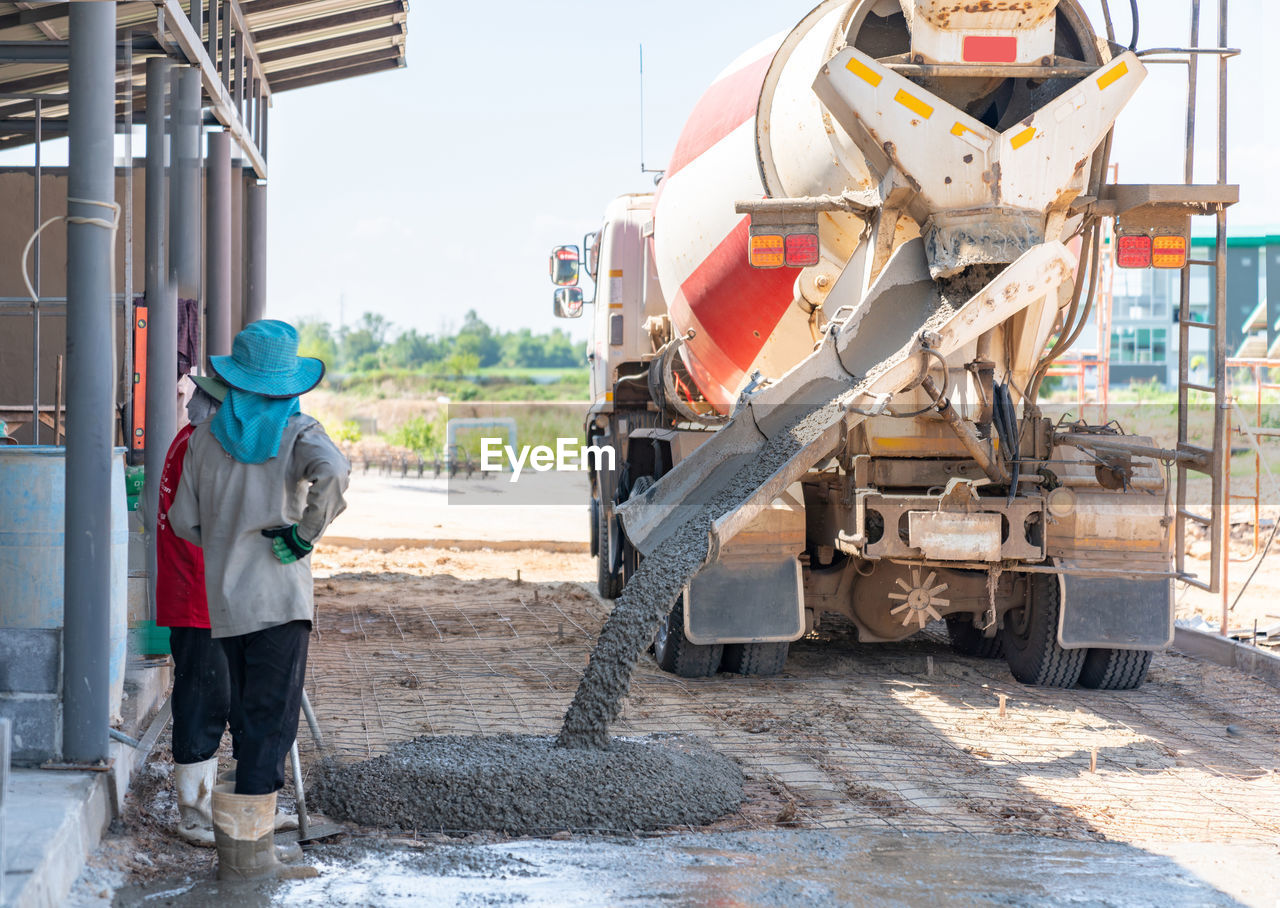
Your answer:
[0,447,129,721]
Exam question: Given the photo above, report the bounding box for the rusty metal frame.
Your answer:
[858,491,1044,562]
[1173,0,1233,610]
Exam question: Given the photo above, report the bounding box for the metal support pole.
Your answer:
[1214,0,1230,624]
[144,58,174,626]
[122,31,135,463]
[229,158,244,335]
[205,131,232,359]
[1175,0,1200,584]
[63,0,117,765]
[169,67,201,357]
[31,98,41,445]
[243,175,266,323]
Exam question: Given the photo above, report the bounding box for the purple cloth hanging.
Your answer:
[177,297,199,377]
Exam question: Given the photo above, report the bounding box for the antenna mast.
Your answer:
[640,44,663,177]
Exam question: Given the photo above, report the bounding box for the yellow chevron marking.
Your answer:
[1011,126,1037,149]
[845,56,882,86]
[1097,60,1129,90]
[894,88,934,119]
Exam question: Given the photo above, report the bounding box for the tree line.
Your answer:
[296,310,586,373]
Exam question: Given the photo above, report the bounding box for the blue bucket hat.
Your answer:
[210,320,324,399]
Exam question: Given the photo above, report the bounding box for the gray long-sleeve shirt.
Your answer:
[169,413,350,639]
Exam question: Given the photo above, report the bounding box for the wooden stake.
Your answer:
[997,693,1008,718]
[54,354,64,444]
[1090,746,1098,773]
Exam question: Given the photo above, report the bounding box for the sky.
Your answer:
[259,0,1274,342]
[3,1,1272,341]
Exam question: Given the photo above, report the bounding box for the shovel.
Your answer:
[283,688,345,845]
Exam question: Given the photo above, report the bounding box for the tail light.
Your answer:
[1152,235,1188,269]
[784,233,820,267]
[749,234,785,269]
[1116,234,1152,269]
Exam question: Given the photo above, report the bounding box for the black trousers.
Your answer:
[169,627,233,765]
[221,620,310,795]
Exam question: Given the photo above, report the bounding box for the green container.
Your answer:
[125,465,145,512]
[129,619,171,656]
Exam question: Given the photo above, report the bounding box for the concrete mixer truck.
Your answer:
[550,0,1236,690]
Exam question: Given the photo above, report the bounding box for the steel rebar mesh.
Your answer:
[298,560,1280,841]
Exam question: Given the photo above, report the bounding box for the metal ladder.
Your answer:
[1172,0,1237,596]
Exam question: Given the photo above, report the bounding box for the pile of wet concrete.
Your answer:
[310,734,743,834]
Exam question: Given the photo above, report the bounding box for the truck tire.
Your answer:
[622,477,654,583]
[653,596,722,678]
[589,497,599,558]
[1078,648,1152,690]
[1000,573,1085,688]
[596,503,623,600]
[721,642,789,676]
[945,615,1004,659]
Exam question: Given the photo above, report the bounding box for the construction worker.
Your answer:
[170,320,349,881]
[158,375,300,848]
[157,375,231,846]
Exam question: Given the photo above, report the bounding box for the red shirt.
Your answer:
[156,425,209,628]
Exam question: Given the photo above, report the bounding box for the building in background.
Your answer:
[1078,232,1277,389]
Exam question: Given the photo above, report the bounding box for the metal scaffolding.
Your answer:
[0,0,408,765]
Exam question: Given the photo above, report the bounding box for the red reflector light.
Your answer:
[1117,234,1152,269]
[962,36,1017,63]
[784,233,820,267]
[749,234,785,269]
[1152,235,1188,269]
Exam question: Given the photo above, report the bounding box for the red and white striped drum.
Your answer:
[653,2,877,410]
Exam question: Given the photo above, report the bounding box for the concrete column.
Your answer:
[229,160,244,337]
[243,175,266,324]
[143,58,174,626]
[169,67,201,360]
[63,0,117,765]
[205,132,232,358]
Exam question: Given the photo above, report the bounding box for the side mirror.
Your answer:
[553,286,584,319]
[583,231,600,280]
[550,245,580,286]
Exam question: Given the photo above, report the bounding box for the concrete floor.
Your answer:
[110,829,1280,907]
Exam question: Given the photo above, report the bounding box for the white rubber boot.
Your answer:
[173,758,218,847]
[211,784,316,881]
[217,759,300,831]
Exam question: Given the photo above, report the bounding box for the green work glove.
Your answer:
[261,524,313,565]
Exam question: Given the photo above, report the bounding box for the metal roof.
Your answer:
[0,0,408,175]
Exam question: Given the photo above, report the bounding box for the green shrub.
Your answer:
[386,413,446,454]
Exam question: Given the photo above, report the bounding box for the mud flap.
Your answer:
[1057,570,1174,651]
[684,557,804,645]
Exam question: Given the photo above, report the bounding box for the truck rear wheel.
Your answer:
[721,642,789,676]
[596,502,623,600]
[945,615,1004,659]
[1000,573,1085,688]
[654,596,722,678]
[1078,648,1152,690]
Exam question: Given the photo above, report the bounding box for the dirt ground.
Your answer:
[75,543,1280,903]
